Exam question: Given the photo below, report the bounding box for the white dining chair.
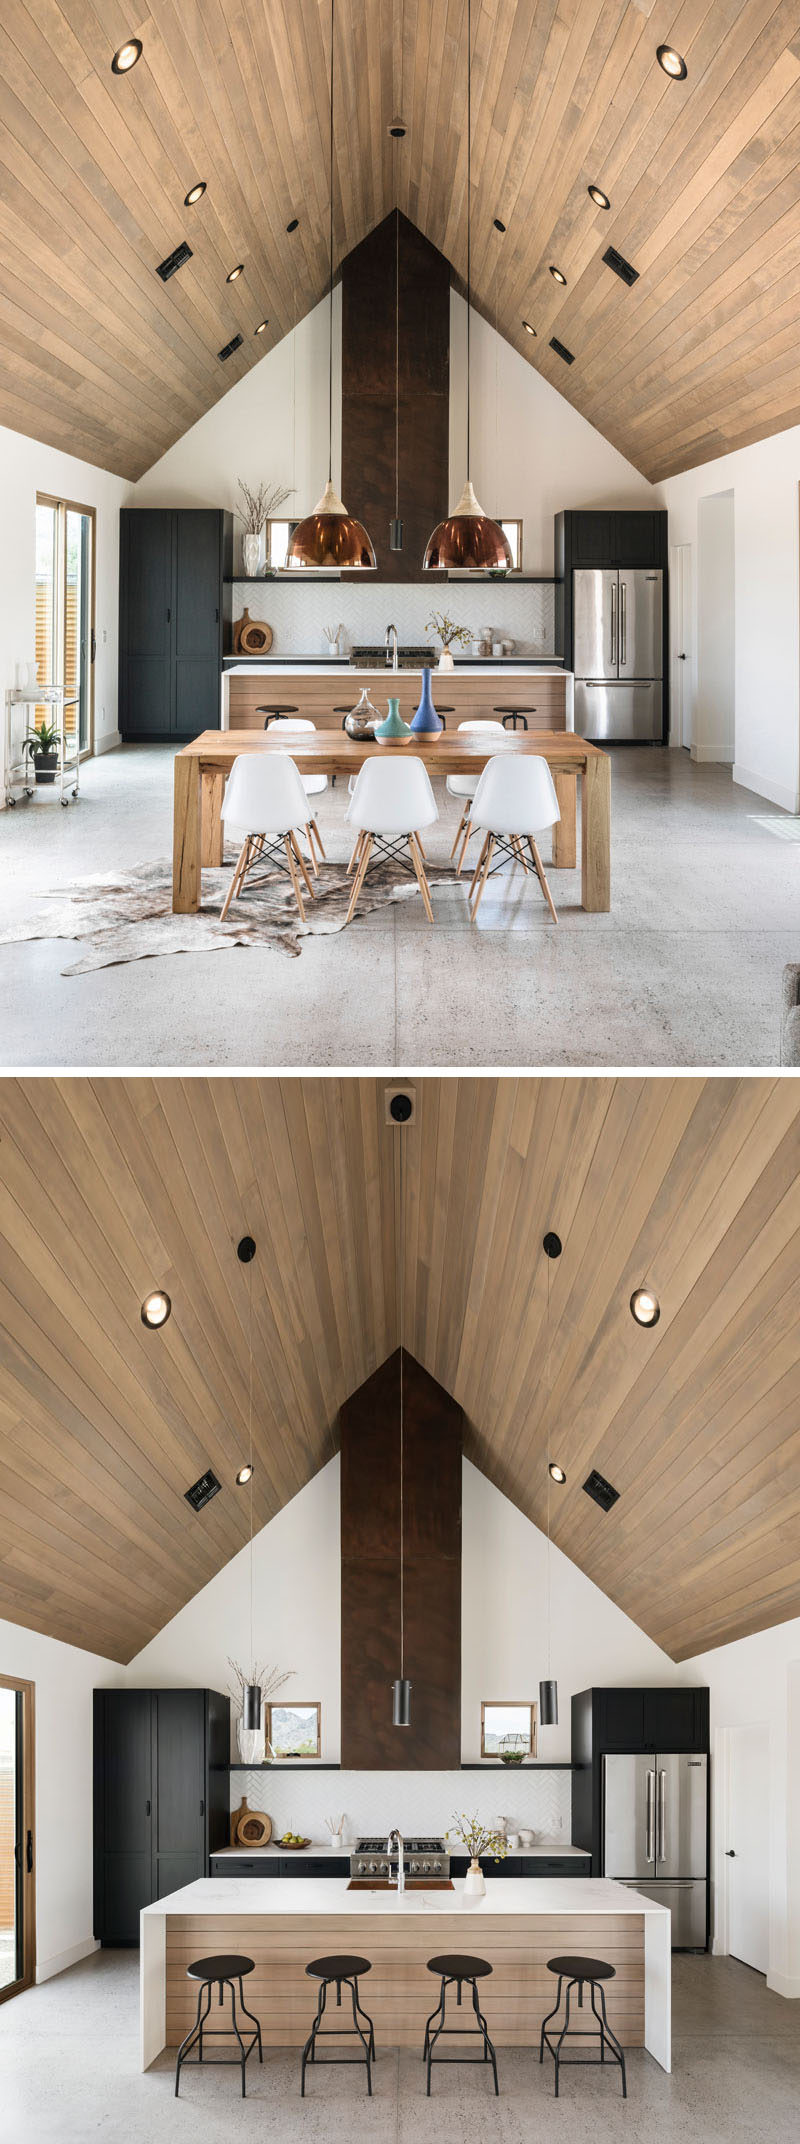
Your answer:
[220,751,317,922]
[467,755,561,923]
[344,755,439,924]
[266,716,327,873]
[446,719,507,874]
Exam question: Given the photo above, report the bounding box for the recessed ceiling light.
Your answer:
[254,318,268,334]
[549,1462,567,1484]
[543,1231,562,1258]
[522,319,536,336]
[630,1286,660,1327]
[588,184,610,210]
[236,1463,254,1485]
[184,181,206,206]
[494,217,506,232]
[226,263,244,283]
[141,1289,171,1329]
[286,218,299,234]
[657,43,687,79]
[549,265,567,285]
[111,38,142,74]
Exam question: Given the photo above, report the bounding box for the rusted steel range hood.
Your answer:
[340,211,450,582]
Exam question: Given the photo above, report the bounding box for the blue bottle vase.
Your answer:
[410,665,442,734]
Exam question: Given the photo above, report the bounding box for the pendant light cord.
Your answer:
[328,0,334,484]
[249,1257,254,1671]
[545,1254,551,1678]
[394,200,400,520]
[466,0,471,478]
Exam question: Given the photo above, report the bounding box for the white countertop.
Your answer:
[224,662,569,678]
[211,1840,588,1859]
[142,1875,665,1919]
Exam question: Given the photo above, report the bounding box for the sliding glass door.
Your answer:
[35,496,95,755]
[0,1676,35,2004]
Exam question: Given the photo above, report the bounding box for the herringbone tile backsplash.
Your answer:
[232,578,556,659]
[231,1766,571,1844]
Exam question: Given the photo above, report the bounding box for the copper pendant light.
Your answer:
[423,0,511,574]
[286,0,375,572]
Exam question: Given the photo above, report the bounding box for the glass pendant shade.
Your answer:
[286,479,376,571]
[392,1677,412,1727]
[423,481,513,573]
[244,1683,262,1731]
[539,1678,558,1728]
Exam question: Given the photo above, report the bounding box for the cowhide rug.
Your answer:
[0,857,464,974]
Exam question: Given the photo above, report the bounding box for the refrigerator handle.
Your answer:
[620,579,627,667]
[645,1769,655,1863]
[610,579,617,667]
[658,1769,666,1866]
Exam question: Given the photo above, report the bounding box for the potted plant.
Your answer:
[236,479,294,576]
[227,1659,295,1765]
[425,611,472,671]
[449,1812,508,1898]
[23,718,61,785]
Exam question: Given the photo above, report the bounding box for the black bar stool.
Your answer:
[257,702,299,726]
[174,1953,262,2098]
[300,1952,375,2096]
[493,703,535,729]
[540,1953,627,2098]
[423,1953,499,2096]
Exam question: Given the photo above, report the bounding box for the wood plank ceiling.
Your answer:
[0,3,798,482]
[1,1076,799,1664]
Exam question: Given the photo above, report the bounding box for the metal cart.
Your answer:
[3,686,80,807]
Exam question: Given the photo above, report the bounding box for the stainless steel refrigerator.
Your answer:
[573,567,663,741]
[603,1752,707,1948]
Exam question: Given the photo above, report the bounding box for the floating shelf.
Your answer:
[226,1760,572,1772]
[228,1761,341,1771]
[224,574,557,586]
[460,1762,574,1771]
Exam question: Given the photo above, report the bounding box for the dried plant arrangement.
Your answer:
[235,479,294,535]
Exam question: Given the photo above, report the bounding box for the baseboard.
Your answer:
[767,1969,800,2000]
[36,1935,99,1983]
[690,744,734,764]
[94,729,121,756]
[733,762,800,813]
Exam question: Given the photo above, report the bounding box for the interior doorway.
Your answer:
[669,542,692,747]
[0,1675,36,2004]
[696,490,734,763]
[725,1722,769,1976]
[36,495,96,757]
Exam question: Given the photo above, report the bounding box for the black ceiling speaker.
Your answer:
[603,245,639,287]
[549,337,574,365]
[583,1468,620,1513]
[184,1469,222,1512]
[218,335,243,361]
[156,241,192,282]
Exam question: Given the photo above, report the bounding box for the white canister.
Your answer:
[492,641,504,657]
[519,1829,534,1847]
[506,1832,519,1851]
[464,1858,486,1899]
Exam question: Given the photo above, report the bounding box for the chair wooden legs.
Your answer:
[345,830,434,925]
[220,837,251,920]
[408,834,434,922]
[469,834,495,918]
[347,830,364,876]
[528,837,559,924]
[304,822,320,876]
[308,816,326,863]
[345,833,373,923]
[283,835,307,921]
[450,804,470,860]
[289,830,316,902]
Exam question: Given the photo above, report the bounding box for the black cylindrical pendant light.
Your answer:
[244,1683,262,1731]
[539,1678,558,1727]
[390,517,404,551]
[392,1677,412,1727]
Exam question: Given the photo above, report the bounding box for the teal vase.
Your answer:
[410,666,442,734]
[375,694,412,743]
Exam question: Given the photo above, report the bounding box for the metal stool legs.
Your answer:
[300,1970,375,2096]
[423,1971,499,2096]
[175,1972,262,2098]
[540,1972,627,2099]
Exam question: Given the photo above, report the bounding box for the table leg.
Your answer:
[201,766,225,866]
[551,773,577,869]
[173,753,201,914]
[581,753,611,912]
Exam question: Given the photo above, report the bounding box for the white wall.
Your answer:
[695,491,735,763]
[0,1618,122,1983]
[657,432,800,812]
[678,1616,800,1999]
[0,425,131,804]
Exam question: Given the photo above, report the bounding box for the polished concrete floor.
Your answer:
[1,742,798,1068]
[0,1947,797,2142]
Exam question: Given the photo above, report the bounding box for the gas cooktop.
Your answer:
[351,1836,449,1877]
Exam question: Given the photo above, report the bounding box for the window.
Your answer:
[499,519,523,570]
[265,519,298,571]
[35,496,95,754]
[480,1701,537,1760]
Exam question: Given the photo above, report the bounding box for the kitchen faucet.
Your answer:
[386,1827,405,1892]
[385,623,398,671]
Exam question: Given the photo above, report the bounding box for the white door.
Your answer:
[669,542,692,747]
[727,1723,769,1975]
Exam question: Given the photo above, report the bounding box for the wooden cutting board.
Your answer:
[230,1795,272,1847]
[234,608,273,655]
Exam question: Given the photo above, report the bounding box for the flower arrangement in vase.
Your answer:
[236,478,294,577]
[426,611,472,671]
[227,1659,295,1764]
[449,1812,508,1898]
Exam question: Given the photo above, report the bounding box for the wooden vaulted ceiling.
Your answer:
[0,4,799,484]
[1,1076,800,1665]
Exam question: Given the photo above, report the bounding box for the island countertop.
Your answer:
[140,1875,670,2072]
[220,663,574,731]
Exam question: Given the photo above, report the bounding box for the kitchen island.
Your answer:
[140,1874,669,2070]
[221,662,573,732]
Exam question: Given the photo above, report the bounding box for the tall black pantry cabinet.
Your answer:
[93,1688,230,1943]
[118,508,233,739]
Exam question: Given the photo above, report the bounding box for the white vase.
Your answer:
[236,1716,266,1765]
[464,1858,486,1898]
[437,647,455,671]
[243,532,260,577]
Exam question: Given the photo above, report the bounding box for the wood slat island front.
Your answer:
[173,730,610,915]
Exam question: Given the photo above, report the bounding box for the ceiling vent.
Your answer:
[218,334,243,361]
[156,241,193,282]
[602,245,639,287]
[184,1468,222,1512]
[550,337,574,365]
[582,1468,620,1514]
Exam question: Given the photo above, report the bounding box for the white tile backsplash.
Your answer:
[232,578,555,658]
[230,1767,571,1846]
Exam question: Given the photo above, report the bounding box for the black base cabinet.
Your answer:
[119,508,233,739]
[448,1854,591,1879]
[210,1854,350,1879]
[94,1688,230,1943]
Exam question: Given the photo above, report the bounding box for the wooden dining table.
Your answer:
[172,728,611,915]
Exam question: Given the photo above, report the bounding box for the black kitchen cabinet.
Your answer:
[119,508,233,739]
[449,1854,590,1879]
[94,1687,229,1943]
[209,1854,350,1879]
[210,1856,279,1878]
[571,1686,709,1874]
[554,507,669,727]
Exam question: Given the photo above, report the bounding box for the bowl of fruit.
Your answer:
[279,1831,311,1850]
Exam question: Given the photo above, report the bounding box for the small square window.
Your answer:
[480,1701,537,1760]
